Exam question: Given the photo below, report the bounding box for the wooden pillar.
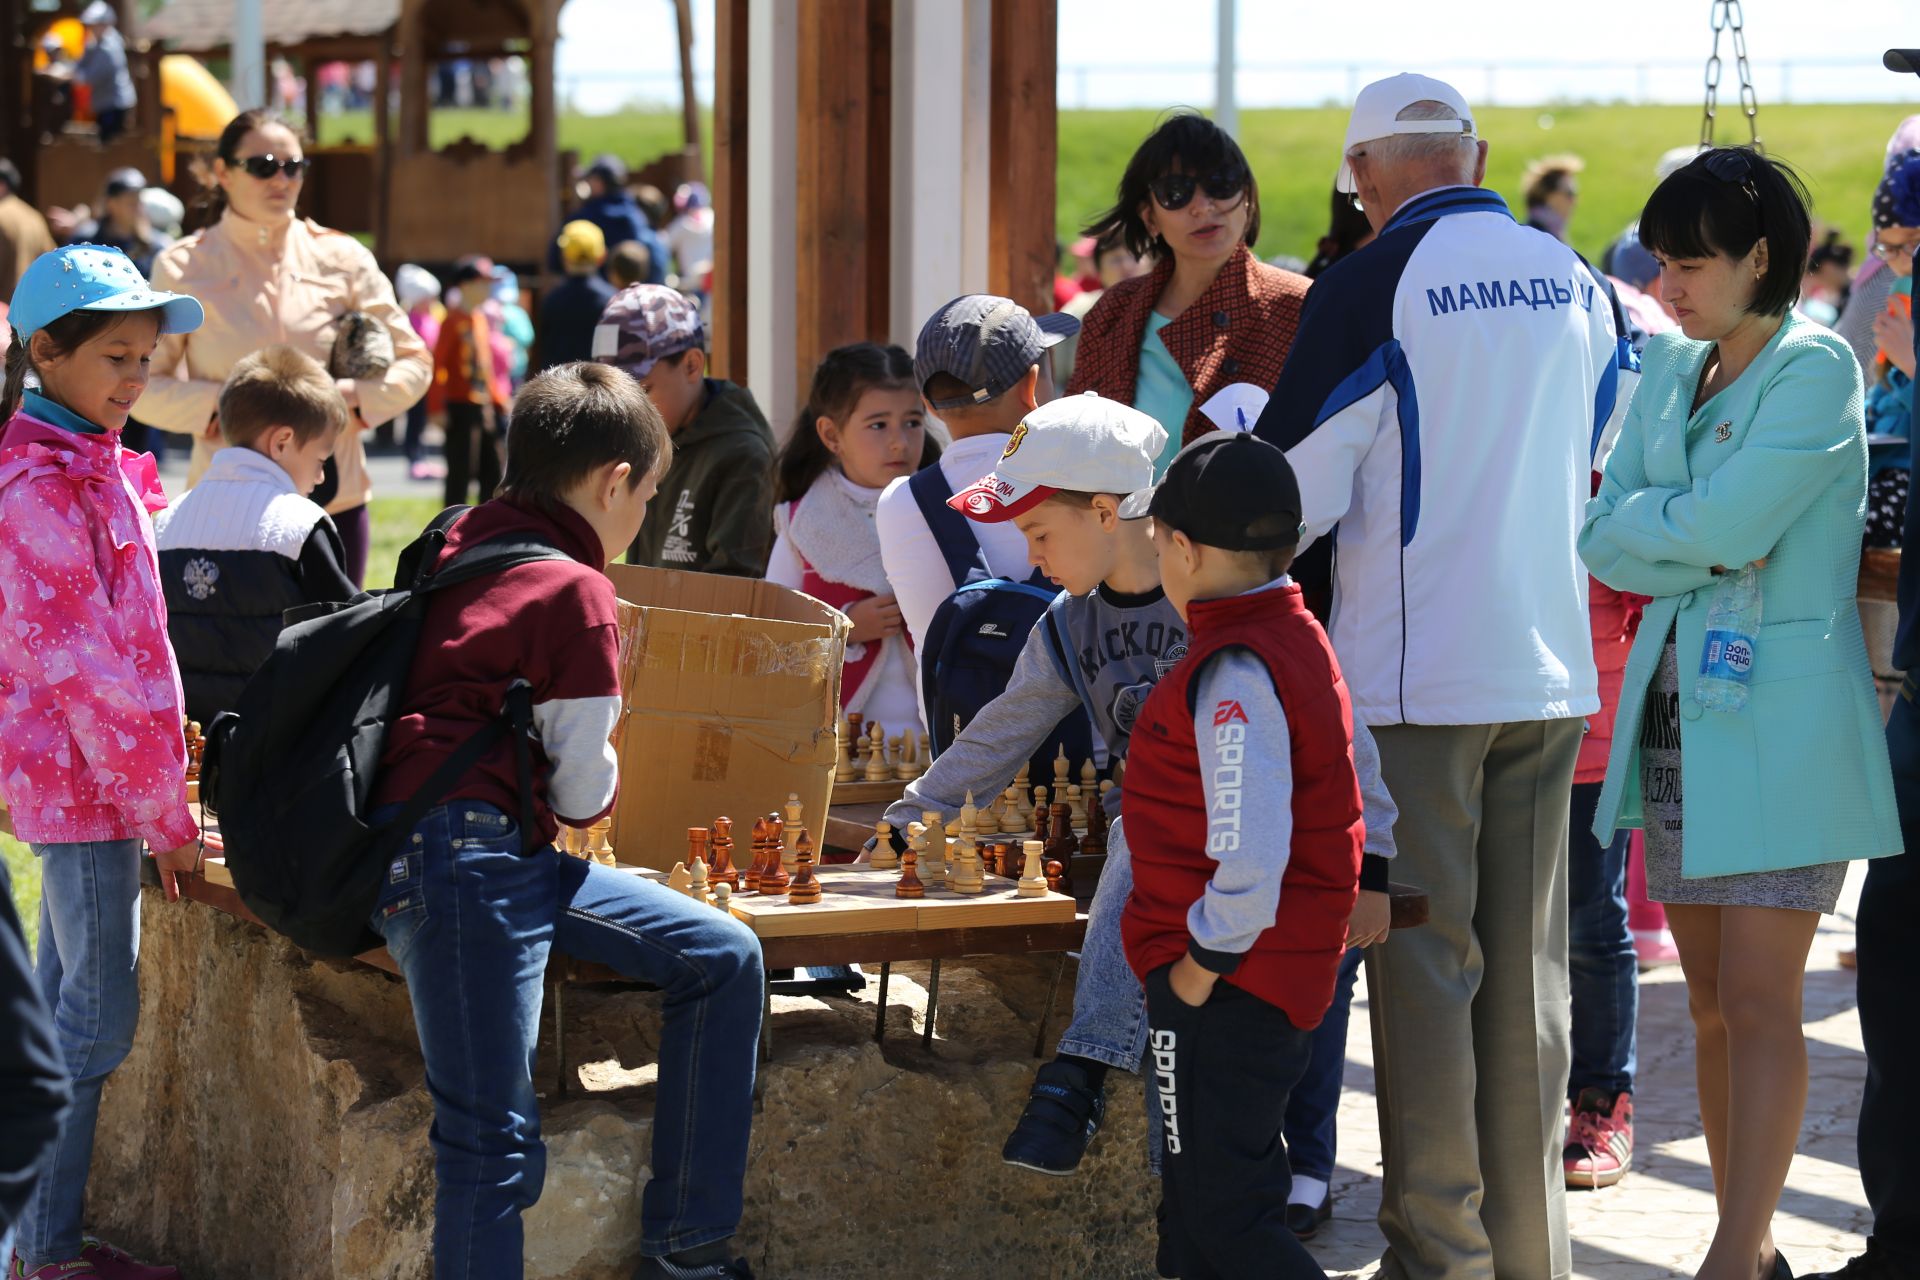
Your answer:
[396,0,428,156]
[372,30,394,261]
[710,0,749,382]
[987,0,1056,315]
[529,0,559,277]
[303,56,323,143]
[793,0,889,401]
[673,0,703,178]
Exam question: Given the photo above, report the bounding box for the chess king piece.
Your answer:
[1053,743,1070,794]
[834,719,855,783]
[759,814,791,894]
[895,835,925,899]
[782,794,805,872]
[788,830,822,904]
[710,817,740,891]
[744,817,768,892]
[871,819,899,870]
[864,722,892,781]
[1017,839,1048,897]
[919,810,948,889]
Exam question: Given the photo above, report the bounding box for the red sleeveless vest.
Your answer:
[1120,583,1363,1029]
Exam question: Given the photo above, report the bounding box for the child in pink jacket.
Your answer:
[0,245,203,1280]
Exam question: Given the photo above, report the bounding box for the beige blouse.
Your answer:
[144,210,432,513]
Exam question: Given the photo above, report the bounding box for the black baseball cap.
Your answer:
[914,294,1079,411]
[1143,432,1305,551]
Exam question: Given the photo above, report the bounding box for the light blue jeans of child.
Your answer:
[10,839,143,1270]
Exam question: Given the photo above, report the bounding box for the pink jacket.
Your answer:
[0,411,197,850]
[1579,578,1644,785]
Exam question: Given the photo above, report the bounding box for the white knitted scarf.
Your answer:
[780,468,893,595]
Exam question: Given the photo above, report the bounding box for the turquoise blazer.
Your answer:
[1579,315,1900,879]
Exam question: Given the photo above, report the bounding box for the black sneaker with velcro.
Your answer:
[1000,1059,1107,1175]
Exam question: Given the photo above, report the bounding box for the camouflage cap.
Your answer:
[592,284,706,379]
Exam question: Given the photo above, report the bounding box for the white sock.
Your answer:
[1288,1175,1329,1209]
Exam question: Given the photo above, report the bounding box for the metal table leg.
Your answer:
[873,961,892,1043]
[552,980,569,1097]
[922,958,941,1049]
[1032,952,1068,1059]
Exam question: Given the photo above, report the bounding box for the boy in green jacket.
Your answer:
[594,284,775,575]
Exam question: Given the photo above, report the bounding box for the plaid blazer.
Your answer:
[1066,242,1309,447]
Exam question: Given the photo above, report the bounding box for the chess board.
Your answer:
[636,865,1076,938]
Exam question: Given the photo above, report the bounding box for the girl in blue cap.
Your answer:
[0,244,202,1280]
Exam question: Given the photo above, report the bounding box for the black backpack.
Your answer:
[908,466,1094,778]
[201,507,570,956]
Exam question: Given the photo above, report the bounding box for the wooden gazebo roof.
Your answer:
[138,0,399,54]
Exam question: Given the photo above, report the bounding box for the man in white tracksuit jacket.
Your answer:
[1255,75,1622,1280]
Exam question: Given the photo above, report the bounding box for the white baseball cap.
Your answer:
[1336,73,1477,194]
[947,391,1168,523]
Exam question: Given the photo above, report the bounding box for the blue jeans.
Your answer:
[1567,781,1636,1098]
[1283,945,1364,1183]
[371,804,763,1278]
[13,840,143,1269]
[1055,818,1147,1073]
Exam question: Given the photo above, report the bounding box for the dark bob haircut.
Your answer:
[1083,110,1260,260]
[1636,146,1812,318]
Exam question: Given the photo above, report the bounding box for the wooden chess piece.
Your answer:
[1066,783,1085,830]
[918,810,947,889]
[759,814,791,894]
[1044,859,1064,894]
[894,732,916,781]
[846,713,865,764]
[871,819,899,870]
[895,836,925,899]
[1081,758,1097,796]
[1047,802,1080,859]
[668,862,694,895]
[864,722,892,782]
[690,851,710,901]
[1053,743,1070,795]
[834,719,855,783]
[1083,795,1108,857]
[782,794,805,872]
[710,817,739,891]
[688,826,710,870]
[589,816,616,866]
[1013,762,1031,813]
[744,817,768,892]
[1032,785,1049,836]
[788,830,822,904]
[1017,839,1047,897]
[714,881,732,911]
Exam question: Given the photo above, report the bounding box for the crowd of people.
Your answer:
[0,58,1914,1280]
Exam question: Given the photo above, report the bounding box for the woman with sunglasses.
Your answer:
[1581,146,1901,1280]
[141,109,431,585]
[1068,111,1308,477]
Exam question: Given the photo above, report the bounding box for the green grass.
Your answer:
[319,100,1912,272]
[0,495,453,953]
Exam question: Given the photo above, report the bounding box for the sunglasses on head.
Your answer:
[237,153,309,181]
[1700,149,1763,228]
[1148,165,1248,211]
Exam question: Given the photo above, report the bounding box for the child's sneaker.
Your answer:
[1563,1088,1634,1189]
[11,1257,100,1279]
[1633,928,1680,970]
[1000,1059,1106,1175]
[72,1241,178,1280]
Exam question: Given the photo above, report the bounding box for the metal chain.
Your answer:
[1701,0,1763,152]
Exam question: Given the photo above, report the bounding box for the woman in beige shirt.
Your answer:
[145,109,431,585]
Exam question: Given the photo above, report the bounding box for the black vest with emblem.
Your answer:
[161,546,312,724]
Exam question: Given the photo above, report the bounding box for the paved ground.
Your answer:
[1306,863,1874,1279]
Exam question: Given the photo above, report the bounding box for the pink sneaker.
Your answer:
[409,459,448,481]
[77,1241,179,1280]
[1633,928,1680,970]
[1564,1088,1634,1189]
[11,1257,100,1278]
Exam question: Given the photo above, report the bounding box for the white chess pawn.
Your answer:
[872,819,899,870]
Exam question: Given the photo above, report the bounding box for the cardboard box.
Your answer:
[606,564,850,871]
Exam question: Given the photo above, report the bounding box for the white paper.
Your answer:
[1199,383,1270,433]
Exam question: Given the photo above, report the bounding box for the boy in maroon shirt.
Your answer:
[1121,434,1363,1280]
[370,363,762,1280]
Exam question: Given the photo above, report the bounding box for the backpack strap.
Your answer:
[908,465,989,588]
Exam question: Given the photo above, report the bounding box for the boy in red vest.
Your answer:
[1122,433,1363,1280]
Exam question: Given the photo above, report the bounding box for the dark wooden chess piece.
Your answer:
[895,846,924,899]
[710,816,740,891]
[758,813,790,894]
[788,829,822,904]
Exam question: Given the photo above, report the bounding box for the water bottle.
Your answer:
[1697,565,1763,713]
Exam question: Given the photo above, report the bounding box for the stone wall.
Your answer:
[89,890,1161,1279]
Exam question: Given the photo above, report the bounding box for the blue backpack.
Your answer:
[909,466,1095,777]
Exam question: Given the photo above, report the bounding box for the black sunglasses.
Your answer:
[237,153,310,181]
[1148,165,1248,211]
[1700,149,1763,228]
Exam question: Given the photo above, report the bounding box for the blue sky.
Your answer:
[555,0,1917,114]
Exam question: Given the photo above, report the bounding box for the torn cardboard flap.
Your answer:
[606,564,850,871]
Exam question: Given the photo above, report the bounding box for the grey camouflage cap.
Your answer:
[592,284,706,379]
[914,294,1079,411]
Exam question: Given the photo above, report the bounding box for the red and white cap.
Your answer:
[947,392,1168,523]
